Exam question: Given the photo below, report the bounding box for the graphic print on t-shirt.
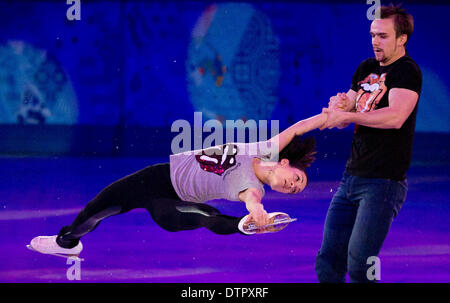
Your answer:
[195,143,239,176]
[355,73,387,113]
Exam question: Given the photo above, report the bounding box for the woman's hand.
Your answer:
[245,202,270,227]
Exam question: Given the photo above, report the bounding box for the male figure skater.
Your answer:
[29,112,328,258]
[315,5,422,282]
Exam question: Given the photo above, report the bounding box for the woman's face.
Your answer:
[268,159,307,194]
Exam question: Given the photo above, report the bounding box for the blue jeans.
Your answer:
[315,172,407,283]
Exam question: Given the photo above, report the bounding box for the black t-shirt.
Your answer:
[346,55,422,181]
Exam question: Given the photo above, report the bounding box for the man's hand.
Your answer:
[328,92,355,112]
[320,108,350,130]
[326,91,356,129]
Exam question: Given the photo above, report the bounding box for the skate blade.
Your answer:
[246,217,297,232]
[27,245,84,262]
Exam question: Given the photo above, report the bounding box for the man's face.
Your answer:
[268,159,307,194]
[370,18,406,65]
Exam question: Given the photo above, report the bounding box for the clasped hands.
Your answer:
[320,92,353,130]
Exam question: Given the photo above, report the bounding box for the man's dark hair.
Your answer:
[378,4,414,46]
[279,136,316,172]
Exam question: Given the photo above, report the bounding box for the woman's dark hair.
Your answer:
[279,136,316,171]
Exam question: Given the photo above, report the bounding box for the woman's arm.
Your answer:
[268,113,327,153]
[238,187,269,226]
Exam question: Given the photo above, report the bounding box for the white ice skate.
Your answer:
[238,212,297,235]
[27,235,84,262]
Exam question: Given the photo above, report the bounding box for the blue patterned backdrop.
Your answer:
[0,0,449,139]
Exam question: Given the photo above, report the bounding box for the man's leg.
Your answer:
[147,199,243,235]
[347,178,407,283]
[315,174,358,283]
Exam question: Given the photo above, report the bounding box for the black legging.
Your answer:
[56,163,243,249]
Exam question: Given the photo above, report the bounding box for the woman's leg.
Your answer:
[147,198,243,235]
[57,163,176,248]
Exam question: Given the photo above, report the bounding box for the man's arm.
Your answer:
[267,113,328,153]
[322,88,419,129]
[238,187,269,226]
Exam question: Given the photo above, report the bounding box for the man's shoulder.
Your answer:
[358,57,378,68]
[356,55,421,78]
[353,58,379,77]
[394,55,421,74]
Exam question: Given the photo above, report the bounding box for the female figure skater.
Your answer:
[29,112,327,258]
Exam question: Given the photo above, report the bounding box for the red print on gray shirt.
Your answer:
[195,144,239,176]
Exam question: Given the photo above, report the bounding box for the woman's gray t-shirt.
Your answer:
[169,142,275,203]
